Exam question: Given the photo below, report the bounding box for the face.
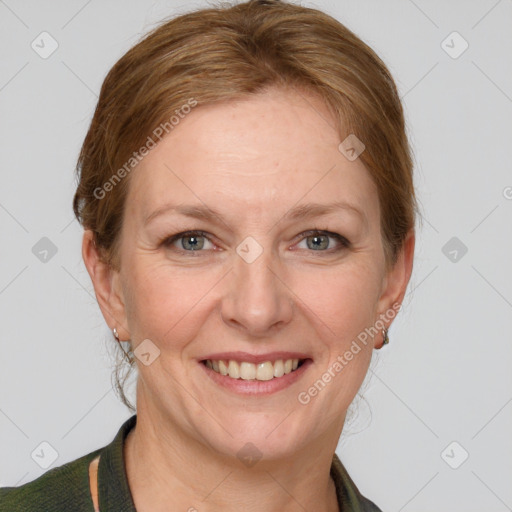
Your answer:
[88,87,412,461]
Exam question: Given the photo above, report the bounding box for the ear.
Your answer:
[374,229,415,345]
[82,230,130,340]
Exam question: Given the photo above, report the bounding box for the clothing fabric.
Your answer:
[0,414,382,511]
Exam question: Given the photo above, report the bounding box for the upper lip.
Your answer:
[200,351,312,364]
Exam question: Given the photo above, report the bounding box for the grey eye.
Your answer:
[165,231,215,251]
[306,234,330,251]
[180,234,206,250]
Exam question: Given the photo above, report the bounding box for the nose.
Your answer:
[220,246,293,336]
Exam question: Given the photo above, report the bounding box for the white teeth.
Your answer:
[240,362,256,380]
[273,359,284,378]
[256,362,274,381]
[218,360,229,376]
[228,360,240,379]
[205,358,303,381]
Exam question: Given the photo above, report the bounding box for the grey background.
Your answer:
[1,1,511,510]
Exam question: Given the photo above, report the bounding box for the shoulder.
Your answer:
[0,415,137,512]
[0,448,101,512]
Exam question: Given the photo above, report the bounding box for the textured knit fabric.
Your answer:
[0,415,382,511]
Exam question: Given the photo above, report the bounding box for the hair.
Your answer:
[73,0,417,412]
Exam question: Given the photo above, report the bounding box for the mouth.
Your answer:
[202,358,307,381]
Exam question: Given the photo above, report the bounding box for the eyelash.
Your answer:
[162,229,350,255]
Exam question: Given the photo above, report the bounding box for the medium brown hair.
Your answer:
[73,0,416,411]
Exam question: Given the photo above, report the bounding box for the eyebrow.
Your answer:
[144,200,365,226]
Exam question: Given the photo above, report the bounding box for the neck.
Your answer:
[124,393,341,512]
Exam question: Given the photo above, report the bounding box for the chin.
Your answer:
[193,411,317,464]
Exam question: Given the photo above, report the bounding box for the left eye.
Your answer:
[295,230,349,252]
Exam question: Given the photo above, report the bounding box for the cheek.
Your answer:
[122,258,223,346]
[291,265,379,411]
[292,260,382,341]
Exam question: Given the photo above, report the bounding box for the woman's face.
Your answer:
[94,87,412,460]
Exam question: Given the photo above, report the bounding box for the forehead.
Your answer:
[125,87,378,225]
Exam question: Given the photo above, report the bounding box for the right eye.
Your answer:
[162,230,216,253]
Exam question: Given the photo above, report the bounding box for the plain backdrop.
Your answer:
[1,1,511,511]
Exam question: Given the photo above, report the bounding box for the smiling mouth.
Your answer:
[202,359,307,381]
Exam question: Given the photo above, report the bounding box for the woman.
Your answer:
[0,0,415,510]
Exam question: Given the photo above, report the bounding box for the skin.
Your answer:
[83,86,414,511]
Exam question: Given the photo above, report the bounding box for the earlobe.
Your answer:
[81,230,130,340]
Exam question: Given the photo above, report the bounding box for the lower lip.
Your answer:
[200,360,312,395]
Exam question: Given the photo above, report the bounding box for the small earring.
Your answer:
[382,328,389,346]
[113,327,120,341]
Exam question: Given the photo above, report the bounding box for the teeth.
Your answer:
[273,359,284,378]
[228,360,240,379]
[240,362,256,380]
[256,361,274,381]
[205,358,302,381]
[218,360,229,376]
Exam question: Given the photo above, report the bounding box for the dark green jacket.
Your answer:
[0,415,382,511]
